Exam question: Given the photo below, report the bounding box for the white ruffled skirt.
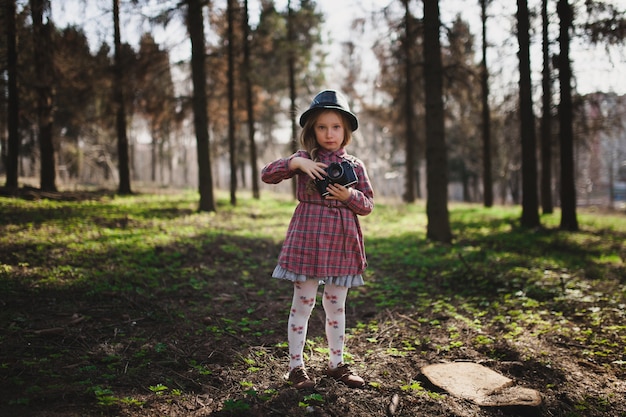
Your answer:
[272,264,365,288]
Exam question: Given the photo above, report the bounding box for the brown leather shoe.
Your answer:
[326,363,365,388]
[288,367,315,389]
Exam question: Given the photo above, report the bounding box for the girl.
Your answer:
[261,90,374,389]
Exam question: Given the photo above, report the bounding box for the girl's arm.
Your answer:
[344,163,374,216]
[262,151,327,184]
[261,152,305,184]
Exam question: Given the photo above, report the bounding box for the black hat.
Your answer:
[299,90,359,131]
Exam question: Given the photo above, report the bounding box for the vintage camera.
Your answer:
[314,161,358,197]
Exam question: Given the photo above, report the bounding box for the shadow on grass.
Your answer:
[0,193,197,227]
[0,228,295,413]
[365,219,625,306]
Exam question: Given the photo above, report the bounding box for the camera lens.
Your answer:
[327,163,343,180]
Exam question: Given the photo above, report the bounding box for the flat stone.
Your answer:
[421,362,542,407]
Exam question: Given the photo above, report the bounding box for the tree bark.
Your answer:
[227,0,237,206]
[516,0,540,228]
[187,0,216,212]
[243,0,260,199]
[480,0,493,207]
[402,0,416,203]
[5,0,20,190]
[30,0,57,192]
[113,0,132,195]
[287,0,297,198]
[540,0,554,214]
[423,0,452,243]
[557,0,578,230]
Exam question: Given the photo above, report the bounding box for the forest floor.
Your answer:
[0,187,625,417]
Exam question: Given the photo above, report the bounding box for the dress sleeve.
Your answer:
[344,161,374,216]
[261,151,309,184]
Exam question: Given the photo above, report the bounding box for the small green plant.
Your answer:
[93,386,117,406]
[474,334,494,346]
[427,391,446,400]
[299,393,324,407]
[154,342,167,353]
[400,380,424,394]
[189,359,212,375]
[148,384,168,395]
[119,397,145,407]
[8,398,30,406]
[239,380,254,389]
[259,389,278,401]
[223,399,251,412]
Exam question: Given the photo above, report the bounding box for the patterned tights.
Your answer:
[288,279,349,371]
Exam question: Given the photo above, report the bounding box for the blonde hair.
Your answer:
[299,109,353,161]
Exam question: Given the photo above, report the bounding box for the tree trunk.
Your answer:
[228,0,237,206]
[557,0,579,230]
[540,0,554,214]
[480,0,493,207]
[243,0,260,199]
[423,0,452,243]
[5,0,20,190]
[287,0,297,198]
[402,0,416,203]
[113,0,132,195]
[30,0,57,192]
[187,0,216,212]
[151,132,157,182]
[516,0,540,228]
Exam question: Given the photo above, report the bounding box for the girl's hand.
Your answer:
[290,157,327,181]
[325,183,352,202]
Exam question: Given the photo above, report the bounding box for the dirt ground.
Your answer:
[2,244,625,417]
[1,189,625,416]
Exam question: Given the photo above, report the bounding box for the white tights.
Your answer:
[288,279,349,371]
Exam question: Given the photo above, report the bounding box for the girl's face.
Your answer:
[314,111,345,152]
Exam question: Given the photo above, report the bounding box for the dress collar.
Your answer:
[317,148,346,158]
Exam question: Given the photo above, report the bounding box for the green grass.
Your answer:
[1,190,625,416]
[2,191,622,291]
[355,200,625,363]
[1,190,624,329]
[0,190,291,289]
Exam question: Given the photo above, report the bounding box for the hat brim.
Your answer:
[299,106,359,131]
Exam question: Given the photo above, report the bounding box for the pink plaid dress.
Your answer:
[262,148,374,287]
